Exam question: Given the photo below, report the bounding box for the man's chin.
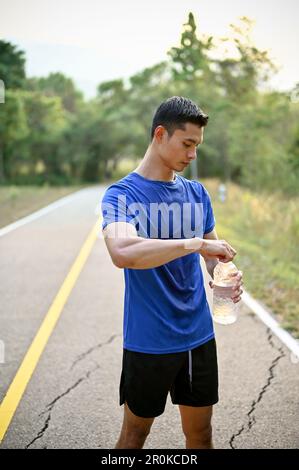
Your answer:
[176,162,188,172]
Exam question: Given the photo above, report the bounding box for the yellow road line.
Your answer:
[0,220,101,443]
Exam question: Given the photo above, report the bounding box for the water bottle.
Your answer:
[212,261,239,325]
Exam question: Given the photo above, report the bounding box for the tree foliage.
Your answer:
[0,14,298,194]
[0,40,26,90]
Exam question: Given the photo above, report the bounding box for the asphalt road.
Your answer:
[0,186,298,449]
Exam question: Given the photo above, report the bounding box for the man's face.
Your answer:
[156,122,204,172]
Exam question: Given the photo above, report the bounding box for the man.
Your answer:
[101,96,243,449]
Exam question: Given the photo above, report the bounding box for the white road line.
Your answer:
[0,189,87,237]
[242,291,299,360]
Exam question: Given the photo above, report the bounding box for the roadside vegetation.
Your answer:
[204,179,299,337]
[0,186,82,227]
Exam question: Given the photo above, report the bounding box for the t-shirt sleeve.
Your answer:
[101,186,134,230]
[203,187,216,234]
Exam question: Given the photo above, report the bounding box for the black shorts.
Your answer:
[119,338,218,418]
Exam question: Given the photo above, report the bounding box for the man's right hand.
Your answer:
[199,238,237,263]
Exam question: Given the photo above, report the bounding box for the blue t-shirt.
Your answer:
[101,171,216,354]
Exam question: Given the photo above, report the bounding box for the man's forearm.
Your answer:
[118,236,203,269]
[205,258,219,279]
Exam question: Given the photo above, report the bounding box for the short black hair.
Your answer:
[150,96,208,140]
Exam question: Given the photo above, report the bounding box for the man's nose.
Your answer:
[187,149,197,160]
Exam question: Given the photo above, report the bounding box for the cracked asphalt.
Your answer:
[0,186,298,449]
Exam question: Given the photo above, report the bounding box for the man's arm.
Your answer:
[103,222,236,270]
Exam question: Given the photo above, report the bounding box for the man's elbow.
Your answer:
[111,248,133,269]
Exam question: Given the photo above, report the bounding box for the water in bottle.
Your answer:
[213,261,239,325]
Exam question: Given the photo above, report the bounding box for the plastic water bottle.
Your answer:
[212,261,239,325]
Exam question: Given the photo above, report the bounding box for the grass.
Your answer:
[203,179,299,338]
[0,185,84,228]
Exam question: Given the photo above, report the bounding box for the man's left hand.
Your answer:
[230,270,243,304]
[209,270,243,304]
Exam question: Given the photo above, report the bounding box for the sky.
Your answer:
[1,0,298,98]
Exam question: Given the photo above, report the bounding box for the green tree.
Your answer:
[206,17,278,182]
[0,40,26,89]
[0,90,29,181]
[215,17,277,103]
[128,62,173,156]
[96,77,145,178]
[22,91,67,181]
[27,72,83,113]
[167,12,213,82]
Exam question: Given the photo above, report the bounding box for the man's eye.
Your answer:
[183,143,191,148]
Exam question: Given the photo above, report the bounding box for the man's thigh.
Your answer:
[120,348,186,418]
[179,404,213,436]
[170,338,219,407]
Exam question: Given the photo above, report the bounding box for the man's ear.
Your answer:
[154,125,167,143]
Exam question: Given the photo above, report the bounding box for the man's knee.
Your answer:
[123,403,154,439]
[184,423,212,444]
[125,425,151,441]
[119,420,152,448]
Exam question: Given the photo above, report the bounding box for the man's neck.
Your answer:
[134,146,176,182]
